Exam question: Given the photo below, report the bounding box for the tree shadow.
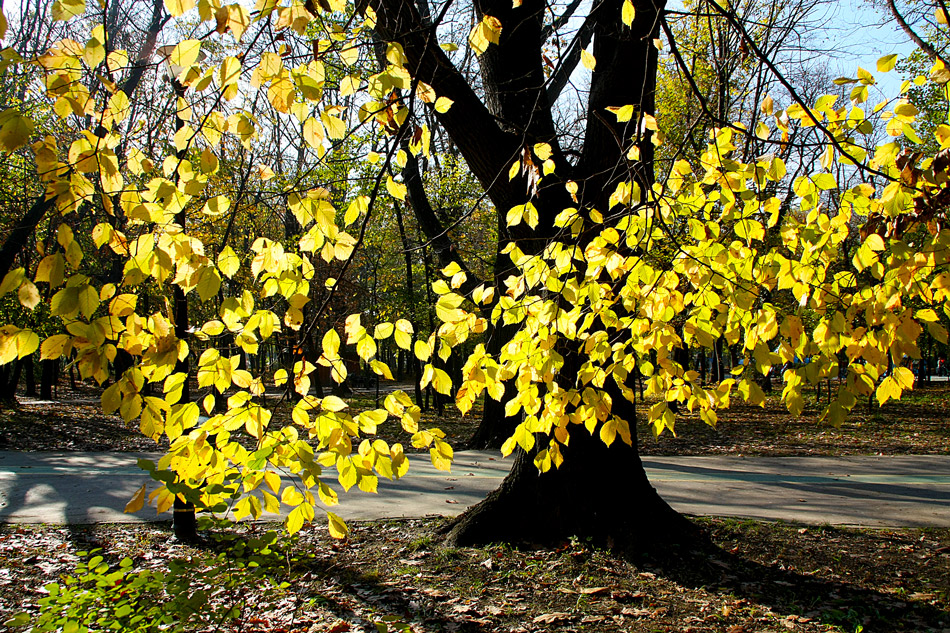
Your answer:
[286,545,497,632]
[630,522,950,632]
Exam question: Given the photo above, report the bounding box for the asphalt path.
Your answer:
[0,451,948,528]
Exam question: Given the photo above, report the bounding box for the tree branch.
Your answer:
[370,0,525,210]
[545,12,596,105]
[541,0,585,41]
[886,0,949,67]
[400,148,486,296]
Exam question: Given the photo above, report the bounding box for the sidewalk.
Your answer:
[0,451,948,528]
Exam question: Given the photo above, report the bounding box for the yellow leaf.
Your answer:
[894,367,915,390]
[394,319,413,349]
[0,268,24,296]
[286,505,305,534]
[51,0,85,21]
[606,104,634,122]
[323,328,340,357]
[218,56,242,87]
[533,143,552,161]
[262,491,281,515]
[327,511,349,538]
[929,322,949,343]
[344,196,368,225]
[109,294,138,317]
[321,111,346,140]
[864,233,885,251]
[581,49,596,71]
[0,109,35,153]
[303,117,324,149]
[15,330,39,359]
[434,96,454,113]
[224,4,250,40]
[506,204,525,227]
[322,395,347,411]
[164,0,195,17]
[218,246,240,278]
[124,484,146,513]
[202,195,231,216]
[386,176,407,201]
[414,339,431,361]
[468,15,502,56]
[18,281,40,309]
[877,54,898,73]
[169,40,202,78]
[621,0,635,26]
[40,334,70,360]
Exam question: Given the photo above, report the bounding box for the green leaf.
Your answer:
[3,613,30,627]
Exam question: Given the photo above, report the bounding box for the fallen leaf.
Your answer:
[533,612,572,624]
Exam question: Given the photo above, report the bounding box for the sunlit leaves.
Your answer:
[164,0,195,17]
[0,326,39,364]
[217,246,240,278]
[168,40,202,79]
[321,109,346,139]
[386,176,407,201]
[581,49,596,71]
[621,0,635,26]
[877,54,898,73]
[434,96,454,113]
[468,15,502,56]
[327,511,348,538]
[8,0,950,545]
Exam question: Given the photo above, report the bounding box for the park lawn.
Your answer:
[0,517,948,632]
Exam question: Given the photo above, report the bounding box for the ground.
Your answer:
[0,381,949,632]
[2,519,948,632]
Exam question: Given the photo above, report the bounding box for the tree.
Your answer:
[0,0,946,553]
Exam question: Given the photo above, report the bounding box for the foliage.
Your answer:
[0,0,949,540]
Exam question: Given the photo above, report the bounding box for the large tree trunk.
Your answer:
[447,353,696,549]
[445,426,696,549]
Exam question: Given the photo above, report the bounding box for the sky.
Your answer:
[817,0,917,97]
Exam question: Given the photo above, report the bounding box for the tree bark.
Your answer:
[446,363,695,549]
[40,358,57,399]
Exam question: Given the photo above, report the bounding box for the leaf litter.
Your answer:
[0,518,947,632]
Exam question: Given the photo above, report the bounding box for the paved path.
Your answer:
[0,451,948,528]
